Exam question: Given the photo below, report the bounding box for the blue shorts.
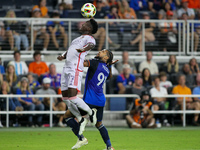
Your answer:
[79,103,104,122]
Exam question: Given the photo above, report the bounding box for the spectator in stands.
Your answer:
[181,63,195,86]
[141,68,152,88]
[115,51,137,74]
[130,12,156,52]
[150,77,170,126]
[148,0,163,14]
[158,2,177,19]
[0,21,6,49]
[27,73,41,93]
[17,77,44,127]
[159,10,177,51]
[29,51,49,76]
[58,3,69,18]
[193,73,200,100]
[166,0,179,10]
[180,13,199,52]
[92,0,120,50]
[194,13,200,51]
[0,80,23,127]
[31,8,49,51]
[57,0,73,10]
[5,10,29,51]
[188,0,200,13]
[118,0,137,19]
[177,0,195,19]
[132,77,145,96]
[0,58,5,74]
[43,63,61,89]
[3,11,15,50]
[189,58,200,74]
[105,5,119,26]
[129,0,148,11]
[32,0,48,18]
[116,64,135,94]
[172,74,200,126]
[3,16,15,51]
[159,71,172,88]
[47,12,68,50]
[126,90,156,128]
[139,51,158,74]
[164,55,179,74]
[8,51,28,75]
[108,0,118,7]
[4,64,19,87]
[35,77,66,127]
[0,72,2,86]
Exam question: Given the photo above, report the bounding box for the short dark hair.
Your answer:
[106,49,113,64]
[89,19,98,34]
[52,12,60,18]
[153,76,160,81]
[159,71,167,78]
[33,51,41,58]
[13,50,20,56]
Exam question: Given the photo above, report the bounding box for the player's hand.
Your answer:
[111,59,119,65]
[57,55,64,61]
[76,49,84,53]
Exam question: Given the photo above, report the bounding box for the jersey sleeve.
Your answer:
[86,36,96,46]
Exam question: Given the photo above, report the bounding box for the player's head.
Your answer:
[95,49,113,64]
[140,90,151,101]
[80,19,98,34]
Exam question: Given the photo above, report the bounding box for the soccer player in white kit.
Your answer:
[57,19,98,149]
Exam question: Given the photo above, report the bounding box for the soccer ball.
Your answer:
[81,3,96,18]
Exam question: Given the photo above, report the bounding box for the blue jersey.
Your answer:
[83,59,110,107]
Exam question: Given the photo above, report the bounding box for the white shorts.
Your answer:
[61,67,83,92]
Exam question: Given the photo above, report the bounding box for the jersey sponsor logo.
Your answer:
[102,65,109,74]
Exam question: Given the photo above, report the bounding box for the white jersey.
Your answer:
[64,35,96,71]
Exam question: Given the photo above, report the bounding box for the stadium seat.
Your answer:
[106,75,118,94]
[0,10,6,17]
[15,0,34,8]
[110,97,126,111]
[73,0,88,10]
[169,73,179,85]
[15,10,29,17]
[0,0,14,7]
[67,10,82,18]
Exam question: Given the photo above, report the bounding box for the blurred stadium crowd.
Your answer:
[0,0,199,51]
[0,0,200,128]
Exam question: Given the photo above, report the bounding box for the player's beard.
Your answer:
[95,55,101,60]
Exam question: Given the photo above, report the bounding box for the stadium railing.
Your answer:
[0,94,200,128]
[1,18,198,55]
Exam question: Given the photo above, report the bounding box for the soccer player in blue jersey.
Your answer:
[63,49,116,150]
[80,49,116,150]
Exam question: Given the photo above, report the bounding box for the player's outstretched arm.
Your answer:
[107,59,119,80]
[76,43,95,53]
[57,50,68,61]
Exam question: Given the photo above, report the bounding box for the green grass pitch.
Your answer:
[0,127,200,150]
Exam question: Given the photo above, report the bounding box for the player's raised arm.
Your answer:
[107,59,119,80]
[76,43,95,53]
